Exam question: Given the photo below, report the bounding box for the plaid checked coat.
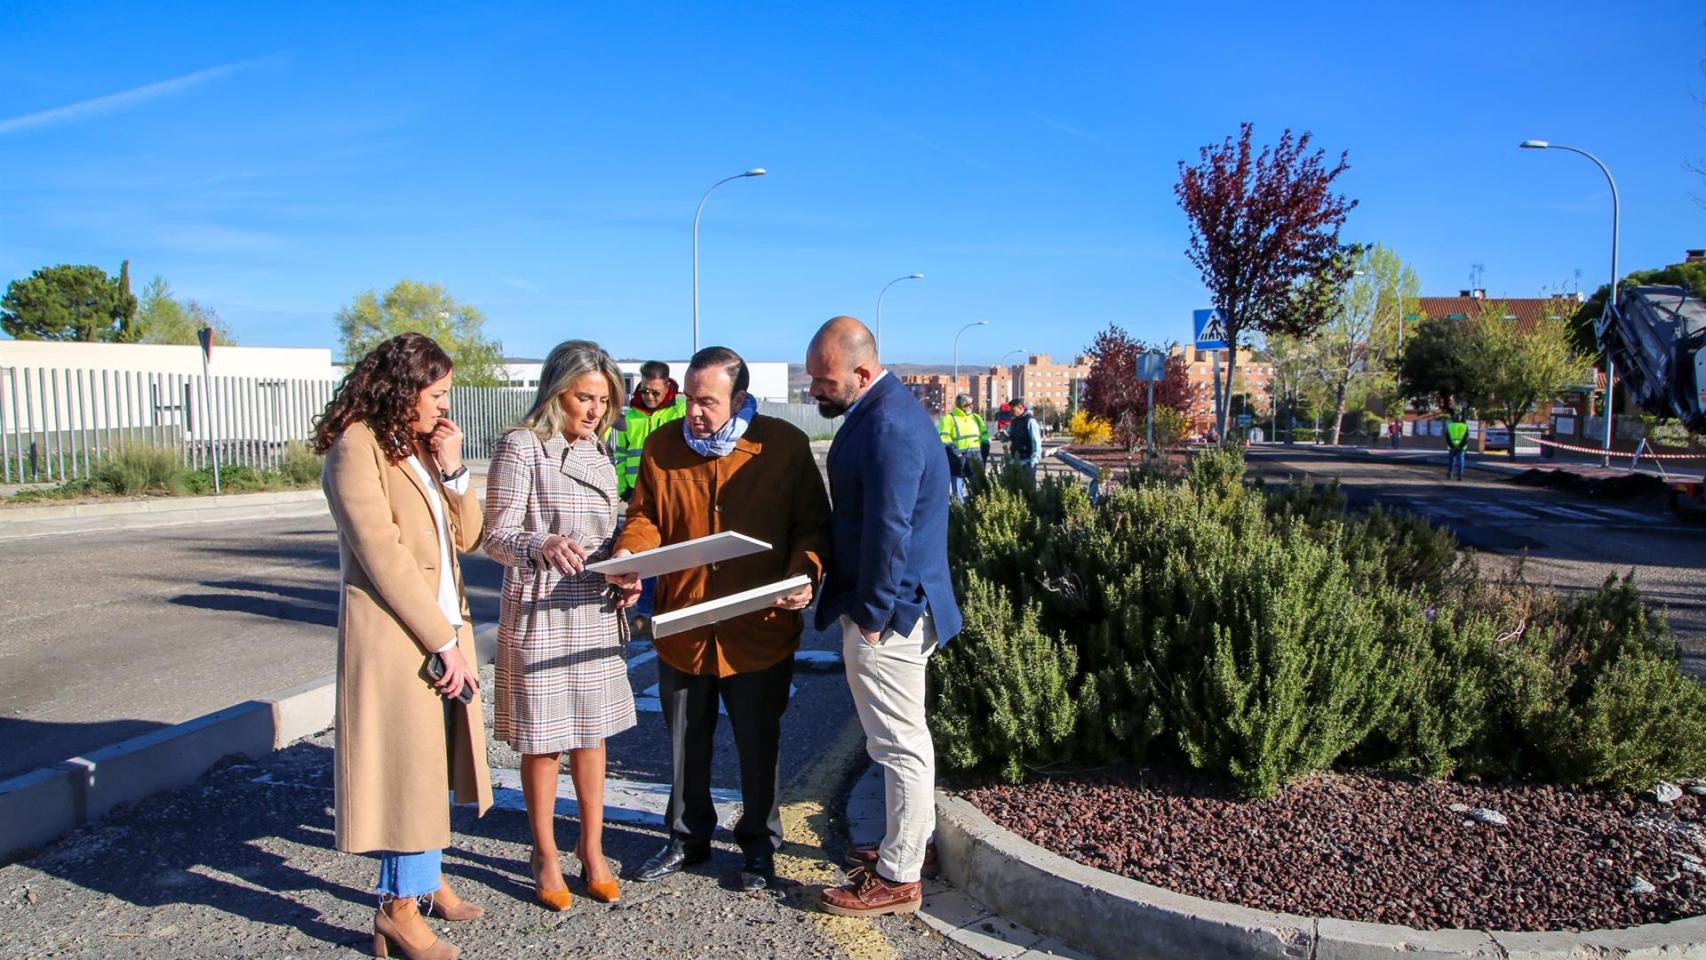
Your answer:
[482,429,636,754]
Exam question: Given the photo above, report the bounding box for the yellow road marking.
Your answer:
[775,716,898,960]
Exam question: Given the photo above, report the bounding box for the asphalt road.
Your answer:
[1245,446,1706,671]
[0,514,499,781]
[0,510,967,957]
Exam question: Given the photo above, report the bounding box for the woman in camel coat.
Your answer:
[315,332,494,960]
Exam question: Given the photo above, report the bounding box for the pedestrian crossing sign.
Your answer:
[1193,308,1227,349]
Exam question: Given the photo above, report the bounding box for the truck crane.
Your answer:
[1596,284,1706,516]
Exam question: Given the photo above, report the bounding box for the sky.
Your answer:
[1,1,1702,366]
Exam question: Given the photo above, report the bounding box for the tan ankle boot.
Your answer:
[424,878,484,922]
[372,895,458,959]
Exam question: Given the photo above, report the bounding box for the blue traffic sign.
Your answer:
[1193,308,1227,350]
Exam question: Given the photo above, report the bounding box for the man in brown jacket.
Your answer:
[607,345,830,892]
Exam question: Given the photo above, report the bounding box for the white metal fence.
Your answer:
[757,400,839,439]
[0,366,535,485]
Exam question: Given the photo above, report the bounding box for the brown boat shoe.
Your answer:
[820,870,922,917]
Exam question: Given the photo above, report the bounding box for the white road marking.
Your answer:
[634,682,798,714]
[488,768,740,829]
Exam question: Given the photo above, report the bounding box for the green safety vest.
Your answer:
[611,396,687,497]
[1445,421,1469,449]
[938,409,987,452]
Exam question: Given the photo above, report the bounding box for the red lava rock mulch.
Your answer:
[961,766,1706,932]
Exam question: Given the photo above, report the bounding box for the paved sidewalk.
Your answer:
[845,764,1094,960]
[0,723,968,959]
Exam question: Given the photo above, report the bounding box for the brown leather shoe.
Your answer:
[373,895,458,959]
[846,840,938,878]
[424,879,484,921]
[820,871,922,917]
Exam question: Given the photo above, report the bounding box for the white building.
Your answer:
[501,357,792,404]
[0,339,341,380]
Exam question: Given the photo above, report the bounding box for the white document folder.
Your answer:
[583,531,771,579]
[651,575,813,639]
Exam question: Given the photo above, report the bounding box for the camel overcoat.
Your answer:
[322,420,494,854]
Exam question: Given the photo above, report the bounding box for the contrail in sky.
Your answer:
[0,57,268,136]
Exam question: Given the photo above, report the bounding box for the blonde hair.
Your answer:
[513,340,624,442]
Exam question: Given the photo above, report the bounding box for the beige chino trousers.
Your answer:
[840,611,939,883]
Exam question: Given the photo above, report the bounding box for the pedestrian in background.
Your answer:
[1007,398,1042,479]
[607,346,830,893]
[1445,409,1470,481]
[807,317,964,918]
[1389,419,1402,449]
[610,360,687,500]
[314,332,492,960]
[938,393,986,501]
[609,360,688,638]
[482,340,634,912]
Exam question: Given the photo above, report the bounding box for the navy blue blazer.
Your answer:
[815,372,963,644]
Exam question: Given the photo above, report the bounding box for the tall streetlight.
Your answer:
[1520,139,1618,467]
[999,348,1027,404]
[693,168,767,353]
[876,273,924,353]
[952,321,990,401]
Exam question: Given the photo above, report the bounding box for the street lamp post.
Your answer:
[876,273,924,353]
[1520,139,1618,467]
[952,321,990,403]
[693,168,767,354]
[999,348,1027,404]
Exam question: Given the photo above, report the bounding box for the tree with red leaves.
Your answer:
[1176,123,1356,436]
[1081,324,1194,449]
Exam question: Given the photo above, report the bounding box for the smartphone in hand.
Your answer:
[426,653,476,704]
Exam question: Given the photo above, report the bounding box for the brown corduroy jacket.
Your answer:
[614,414,830,677]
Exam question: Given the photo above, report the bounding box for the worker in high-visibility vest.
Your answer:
[938,393,988,502]
[610,360,688,500]
[1444,409,1470,482]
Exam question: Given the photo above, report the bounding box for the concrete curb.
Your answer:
[0,623,499,864]
[0,489,329,541]
[935,790,1706,960]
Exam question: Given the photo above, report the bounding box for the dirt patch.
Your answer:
[1509,468,1668,501]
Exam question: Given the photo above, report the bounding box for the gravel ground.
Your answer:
[963,766,1706,932]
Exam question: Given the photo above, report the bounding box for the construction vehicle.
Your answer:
[1597,284,1706,516]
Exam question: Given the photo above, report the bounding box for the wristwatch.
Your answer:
[440,465,468,483]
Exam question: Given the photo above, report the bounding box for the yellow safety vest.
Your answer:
[938,409,985,452]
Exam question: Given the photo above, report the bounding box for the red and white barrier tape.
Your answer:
[1532,437,1706,461]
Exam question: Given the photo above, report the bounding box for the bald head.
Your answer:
[809,315,878,369]
[806,315,883,419]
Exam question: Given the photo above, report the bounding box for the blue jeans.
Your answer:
[377,849,442,899]
[1447,448,1466,480]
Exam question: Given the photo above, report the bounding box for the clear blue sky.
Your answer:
[2,2,1702,365]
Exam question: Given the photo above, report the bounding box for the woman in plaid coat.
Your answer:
[482,340,635,911]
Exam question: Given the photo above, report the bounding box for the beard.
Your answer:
[815,392,852,419]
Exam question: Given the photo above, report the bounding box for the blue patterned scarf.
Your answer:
[683,394,756,458]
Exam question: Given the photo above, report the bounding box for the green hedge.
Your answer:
[931,447,1706,796]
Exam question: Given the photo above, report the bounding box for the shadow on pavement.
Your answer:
[21,743,374,951]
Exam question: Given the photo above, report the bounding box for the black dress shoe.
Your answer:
[634,840,710,883]
[737,855,775,892]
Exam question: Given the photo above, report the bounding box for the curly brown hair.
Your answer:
[312,333,454,464]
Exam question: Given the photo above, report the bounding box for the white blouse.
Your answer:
[404,455,471,654]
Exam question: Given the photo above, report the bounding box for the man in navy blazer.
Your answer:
[806,315,962,918]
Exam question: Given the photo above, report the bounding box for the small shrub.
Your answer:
[1151,405,1189,447]
[97,444,188,495]
[930,573,1079,783]
[1068,410,1113,445]
[1488,576,1706,790]
[278,442,324,485]
[1150,504,1397,797]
